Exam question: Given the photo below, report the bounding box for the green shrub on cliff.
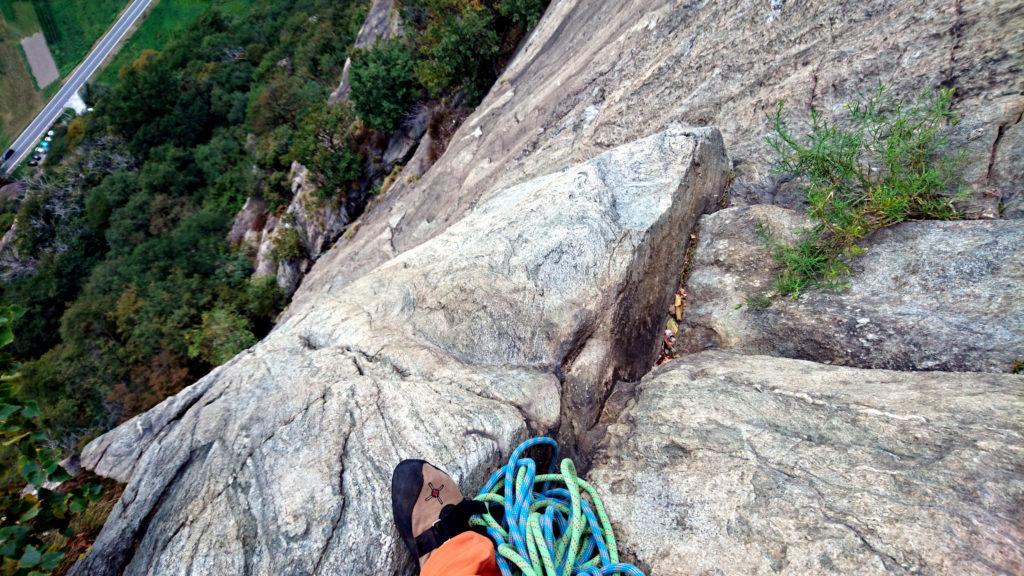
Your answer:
[349,39,421,132]
[763,86,964,298]
[271,227,303,262]
[185,307,257,366]
[415,2,500,103]
[497,0,546,28]
[290,101,365,197]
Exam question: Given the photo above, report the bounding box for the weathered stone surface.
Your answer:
[286,162,350,262]
[290,0,1024,319]
[990,97,1024,217]
[382,109,428,169]
[328,0,403,104]
[70,126,728,576]
[227,196,267,253]
[250,213,280,279]
[678,205,1024,373]
[955,94,1024,218]
[249,163,351,296]
[590,351,1024,576]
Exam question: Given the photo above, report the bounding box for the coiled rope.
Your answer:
[472,437,646,576]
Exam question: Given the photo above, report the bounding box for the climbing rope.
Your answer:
[472,437,646,576]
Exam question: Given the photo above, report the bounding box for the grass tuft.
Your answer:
[762,85,965,299]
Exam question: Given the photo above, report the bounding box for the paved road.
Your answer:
[2,0,155,174]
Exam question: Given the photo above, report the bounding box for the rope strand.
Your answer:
[471,437,646,576]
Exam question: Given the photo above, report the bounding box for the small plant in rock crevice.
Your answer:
[760,85,965,299]
[271,227,304,262]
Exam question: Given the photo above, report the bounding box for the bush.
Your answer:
[184,307,257,366]
[415,4,500,102]
[497,0,546,29]
[0,304,102,576]
[271,227,303,262]
[289,101,364,196]
[349,39,421,132]
[65,117,88,148]
[762,85,964,298]
[244,276,283,321]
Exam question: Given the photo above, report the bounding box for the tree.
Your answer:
[349,39,421,132]
[415,4,500,103]
[85,170,139,232]
[497,0,547,29]
[185,307,257,365]
[289,101,364,196]
[247,73,320,137]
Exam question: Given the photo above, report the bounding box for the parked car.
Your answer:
[3,149,12,161]
[27,160,38,167]
[32,154,42,161]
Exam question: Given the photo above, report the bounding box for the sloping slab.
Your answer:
[69,126,728,576]
[291,0,1023,317]
[679,205,1024,373]
[590,351,1024,575]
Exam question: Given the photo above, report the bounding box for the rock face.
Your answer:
[72,2,1024,574]
[589,351,1024,576]
[957,95,1024,218]
[290,0,1024,317]
[227,196,267,253]
[69,126,728,575]
[243,163,352,297]
[678,205,1024,373]
[989,96,1024,217]
[328,0,402,104]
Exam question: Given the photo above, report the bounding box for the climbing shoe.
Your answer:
[391,459,486,568]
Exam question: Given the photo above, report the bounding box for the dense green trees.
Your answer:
[350,0,550,124]
[496,0,547,29]
[414,2,500,101]
[290,101,364,194]
[0,0,368,445]
[349,40,420,131]
[0,304,103,575]
[0,0,551,478]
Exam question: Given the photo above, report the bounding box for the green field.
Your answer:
[1,0,253,145]
[0,1,45,147]
[100,0,247,84]
[0,0,128,149]
[37,0,127,76]
[0,0,38,36]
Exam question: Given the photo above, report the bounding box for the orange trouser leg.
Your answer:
[421,532,500,576]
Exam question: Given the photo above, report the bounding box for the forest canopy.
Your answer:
[1,0,367,448]
[0,0,548,457]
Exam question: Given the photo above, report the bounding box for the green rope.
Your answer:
[471,437,646,576]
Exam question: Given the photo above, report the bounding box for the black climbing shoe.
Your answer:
[391,459,486,568]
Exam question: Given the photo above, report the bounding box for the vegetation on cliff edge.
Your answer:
[758,86,965,300]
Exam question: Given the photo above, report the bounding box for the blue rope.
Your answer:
[472,437,647,576]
